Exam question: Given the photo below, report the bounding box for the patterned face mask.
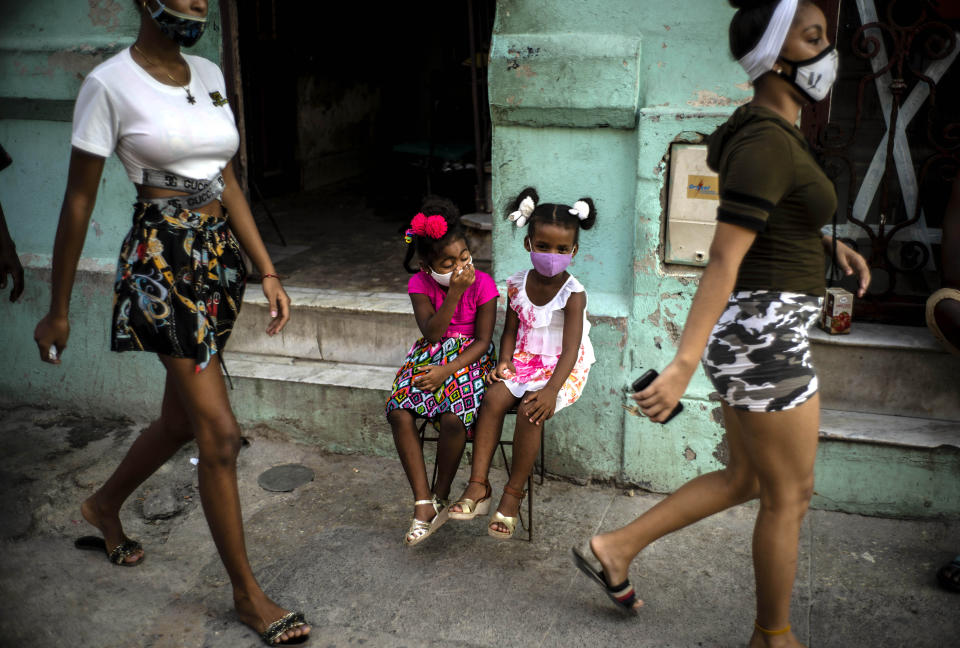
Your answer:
[778,44,839,104]
[149,1,207,47]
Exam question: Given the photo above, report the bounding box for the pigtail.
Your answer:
[573,197,597,231]
[403,239,418,273]
[506,187,539,221]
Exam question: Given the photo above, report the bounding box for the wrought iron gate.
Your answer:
[805,0,960,324]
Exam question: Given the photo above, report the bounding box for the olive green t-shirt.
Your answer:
[707,105,837,296]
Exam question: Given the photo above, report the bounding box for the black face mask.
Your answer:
[149,1,207,47]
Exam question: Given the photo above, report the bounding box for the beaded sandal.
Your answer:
[487,483,526,540]
[449,479,492,520]
[74,535,145,566]
[260,611,310,645]
[404,495,449,546]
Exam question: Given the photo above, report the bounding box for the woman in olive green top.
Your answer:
[575,1,870,646]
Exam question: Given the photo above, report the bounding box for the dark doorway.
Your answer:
[234,1,496,292]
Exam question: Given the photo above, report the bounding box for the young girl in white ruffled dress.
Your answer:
[448,187,596,539]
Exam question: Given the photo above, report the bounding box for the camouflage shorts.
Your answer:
[702,291,823,412]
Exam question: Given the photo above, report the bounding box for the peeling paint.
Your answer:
[513,64,536,79]
[686,90,750,108]
[735,81,753,92]
[88,0,127,32]
[710,407,723,425]
[646,309,660,326]
[664,319,681,345]
[713,434,730,466]
[684,447,697,461]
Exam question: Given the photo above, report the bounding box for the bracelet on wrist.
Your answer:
[262,273,281,280]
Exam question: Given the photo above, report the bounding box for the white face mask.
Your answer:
[779,44,839,103]
[429,256,472,287]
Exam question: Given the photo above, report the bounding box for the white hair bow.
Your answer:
[569,200,590,220]
[508,195,536,228]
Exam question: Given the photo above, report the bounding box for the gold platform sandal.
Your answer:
[488,483,526,540]
[404,495,449,546]
[449,478,492,520]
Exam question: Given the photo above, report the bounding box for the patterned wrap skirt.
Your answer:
[111,202,247,371]
[385,336,496,437]
[701,291,823,412]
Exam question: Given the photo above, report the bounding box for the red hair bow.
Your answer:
[406,212,448,241]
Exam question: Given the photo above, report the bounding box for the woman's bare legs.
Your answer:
[161,355,308,644]
[81,369,194,564]
[589,402,760,608]
[588,397,818,646]
[740,395,820,648]
[449,382,518,512]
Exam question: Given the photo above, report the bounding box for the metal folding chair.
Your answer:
[417,407,545,542]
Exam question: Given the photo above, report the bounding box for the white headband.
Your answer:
[737,0,798,81]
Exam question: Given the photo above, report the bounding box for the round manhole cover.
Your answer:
[257,464,315,492]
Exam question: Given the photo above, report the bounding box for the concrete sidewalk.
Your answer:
[0,405,956,647]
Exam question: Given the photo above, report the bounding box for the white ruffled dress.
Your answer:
[503,269,595,412]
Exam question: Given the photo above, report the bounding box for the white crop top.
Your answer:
[71,48,240,184]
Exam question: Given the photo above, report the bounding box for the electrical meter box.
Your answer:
[665,143,720,266]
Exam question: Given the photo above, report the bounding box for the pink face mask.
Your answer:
[530,251,573,277]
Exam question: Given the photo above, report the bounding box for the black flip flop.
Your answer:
[571,547,640,614]
[75,535,145,566]
[260,611,311,645]
[937,556,960,593]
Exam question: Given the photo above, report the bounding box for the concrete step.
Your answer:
[229,287,421,368]
[814,409,960,518]
[810,322,959,420]
[224,351,960,517]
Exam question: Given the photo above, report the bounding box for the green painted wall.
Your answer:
[0,1,221,410]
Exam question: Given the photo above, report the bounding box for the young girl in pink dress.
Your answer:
[449,187,596,539]
[385,198,500,545]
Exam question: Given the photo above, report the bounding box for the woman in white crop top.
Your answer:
[32,1,310,644]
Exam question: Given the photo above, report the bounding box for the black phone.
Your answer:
[630,369,684,424]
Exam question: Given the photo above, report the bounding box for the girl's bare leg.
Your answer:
[433,412,467,502]
[449,383,518,511]
[489,392,544,532]
[388,408,436,522]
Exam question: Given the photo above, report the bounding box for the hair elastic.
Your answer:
[508,196,536,228]
[405,212,448,242]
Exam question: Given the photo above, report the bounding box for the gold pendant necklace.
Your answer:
[133,44,196,104]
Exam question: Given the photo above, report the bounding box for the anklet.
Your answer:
[754,620,791,636]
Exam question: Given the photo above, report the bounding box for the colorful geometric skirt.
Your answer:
[385,336,496,437]
[110,202,247,371]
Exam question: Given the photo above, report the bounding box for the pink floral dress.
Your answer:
[503,269,595,412]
